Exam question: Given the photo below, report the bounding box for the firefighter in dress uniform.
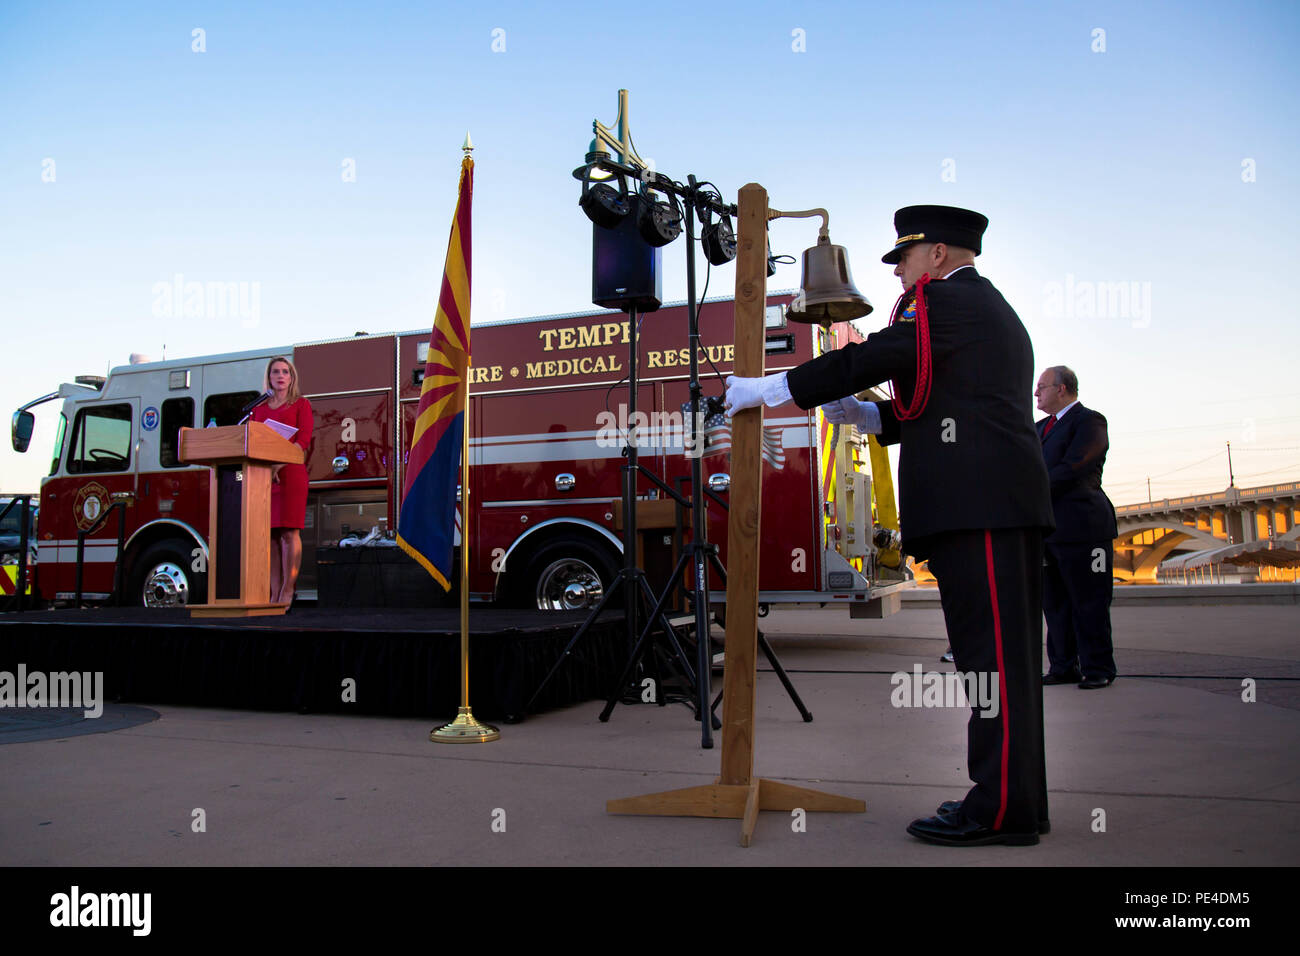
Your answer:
[725,205,1055,846]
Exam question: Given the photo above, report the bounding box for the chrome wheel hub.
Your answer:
[535,558,604,611]
[143,561,190,608]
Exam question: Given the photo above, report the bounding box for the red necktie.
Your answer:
[1041,414,1057,440]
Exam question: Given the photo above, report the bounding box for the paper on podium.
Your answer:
[262,420,298,441]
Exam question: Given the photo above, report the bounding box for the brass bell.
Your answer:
[785,235,873,325]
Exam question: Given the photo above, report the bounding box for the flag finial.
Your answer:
[463,132,474,154]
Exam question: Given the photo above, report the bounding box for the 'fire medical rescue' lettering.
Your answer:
[522,321,737,382]
[521,345,736,381]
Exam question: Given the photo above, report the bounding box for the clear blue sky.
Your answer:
[3,0,1298,501]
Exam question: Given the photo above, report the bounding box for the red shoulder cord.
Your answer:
[890,272,932,421]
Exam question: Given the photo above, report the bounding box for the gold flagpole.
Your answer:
[431,134,499,744]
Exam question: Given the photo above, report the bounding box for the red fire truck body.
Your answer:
[15,293,906,613]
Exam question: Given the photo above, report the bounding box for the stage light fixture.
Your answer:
[584,140,615,181]
[579,174,631,229]
[701,215,736,265]
[635,191,682,247]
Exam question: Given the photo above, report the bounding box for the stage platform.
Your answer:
[0,607,673,721]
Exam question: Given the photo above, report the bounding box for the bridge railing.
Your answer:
[1115,481,1300,516]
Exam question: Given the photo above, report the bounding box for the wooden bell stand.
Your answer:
[179,422,305,618]
[607,183,865,846]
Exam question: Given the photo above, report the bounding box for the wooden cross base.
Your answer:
[608,777,865,848]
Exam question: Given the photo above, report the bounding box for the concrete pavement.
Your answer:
[1,603,1296,866]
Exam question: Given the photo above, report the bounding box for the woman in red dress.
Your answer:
[252,356,312,605]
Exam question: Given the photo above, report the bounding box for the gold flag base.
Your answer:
[430,707,500,744]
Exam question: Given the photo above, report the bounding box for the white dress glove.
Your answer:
[724,372,793,415]
[724,376,764,414]
[821,397,882,433]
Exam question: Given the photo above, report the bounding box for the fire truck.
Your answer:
[10,292,909,613]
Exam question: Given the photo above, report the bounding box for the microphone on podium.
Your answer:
[237,390,275,424]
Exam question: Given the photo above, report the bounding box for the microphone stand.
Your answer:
[238,391,274,425]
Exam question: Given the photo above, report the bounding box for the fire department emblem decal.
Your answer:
[74,482,110,531]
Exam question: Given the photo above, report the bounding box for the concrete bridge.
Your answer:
[1113,480,1300,582]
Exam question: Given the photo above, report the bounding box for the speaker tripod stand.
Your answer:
[640,437,815,732]
[525,306,711,727]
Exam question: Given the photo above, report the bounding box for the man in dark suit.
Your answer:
[726,205,1054,846]
[1035,366,1118,689]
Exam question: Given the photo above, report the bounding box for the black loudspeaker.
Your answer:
[592,196,662,313]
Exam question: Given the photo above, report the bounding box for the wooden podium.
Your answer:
[179,422,305,617]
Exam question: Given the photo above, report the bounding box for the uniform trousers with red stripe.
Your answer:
[923,526,1048,833]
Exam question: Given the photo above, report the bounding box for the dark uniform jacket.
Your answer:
[786,267,1053,555]
[1037,403,1118,543]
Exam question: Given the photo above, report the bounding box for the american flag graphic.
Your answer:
[687,401,786,469]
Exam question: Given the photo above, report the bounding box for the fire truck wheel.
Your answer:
[517,538,619,612]
[132,539,206,609]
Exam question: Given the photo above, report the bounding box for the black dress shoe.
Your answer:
[1042,671,1082,685]
[1078,675,1115,689]
[936,800,1050,834]
[907,809,1039,846]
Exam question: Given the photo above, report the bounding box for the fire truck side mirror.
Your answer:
[331,456,349,474]
[11,410,34,453]
[708,473,730,493]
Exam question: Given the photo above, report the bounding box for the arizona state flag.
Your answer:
[398,154,473,590]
